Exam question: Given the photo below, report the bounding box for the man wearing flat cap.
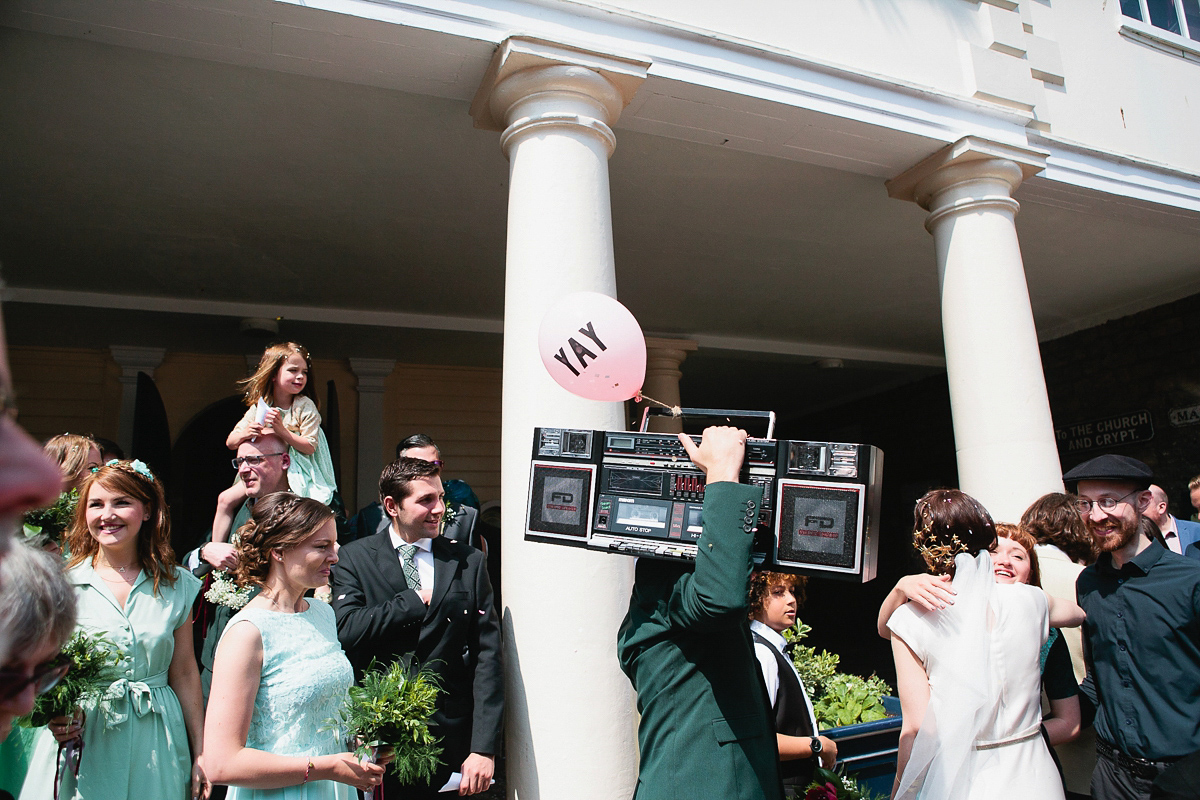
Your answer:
[1065,454,1200,800]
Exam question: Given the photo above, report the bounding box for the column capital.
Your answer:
[644,336,699,357]
[349,358,395,392]
[109,346,166,379]
[644,337,698,377]
[471,38,647,157]
[886,136,1048,209]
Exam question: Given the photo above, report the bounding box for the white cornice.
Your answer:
[1,287,505,334]
[5,287,948,367]
[680,333,946,368]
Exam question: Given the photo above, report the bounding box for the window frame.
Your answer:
[1120,0,1200,59]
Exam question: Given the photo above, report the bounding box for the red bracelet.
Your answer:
[303,760,314,783]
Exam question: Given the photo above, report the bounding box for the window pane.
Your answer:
[1147,0,1182,33]
[1120,0,1144,20]
[1183,0,1200,40]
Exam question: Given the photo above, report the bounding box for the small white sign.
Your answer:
[1169,404,1200,428]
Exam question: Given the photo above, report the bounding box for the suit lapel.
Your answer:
[428,537,459,616]
[367,529,411,594]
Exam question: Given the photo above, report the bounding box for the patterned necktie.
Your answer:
[397,543,421,590]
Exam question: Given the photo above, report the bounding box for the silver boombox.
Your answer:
[524,409,883,582]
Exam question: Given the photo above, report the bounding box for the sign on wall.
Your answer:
[1169,404,1200,428]
[1055,410,1154,454]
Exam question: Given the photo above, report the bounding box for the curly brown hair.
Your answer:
[911,489,997,577]
[994,523,1041,588]
[1019,492,1094,565]
[65,462,178,596]
[233,492,334,587]
[238,342,318,408]
[747,570,807,621]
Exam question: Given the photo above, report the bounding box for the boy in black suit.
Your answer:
[332,457,503,798]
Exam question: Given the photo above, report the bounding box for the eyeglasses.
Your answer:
[1074,490,1140,515]
[0,655,70,701]
[232,453,286,469]
[429,460,444,467]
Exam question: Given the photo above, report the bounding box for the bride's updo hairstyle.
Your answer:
[234,492,334,587]
[911,488,997,577]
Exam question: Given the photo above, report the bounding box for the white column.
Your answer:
[109,346,166,455]
[349,358,394,513]
[636,337,698,433]
[887,136,1063,522]
[472,38,647,800]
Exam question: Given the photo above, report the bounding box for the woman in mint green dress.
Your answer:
[204,493,383,798]
[21,460,207,800]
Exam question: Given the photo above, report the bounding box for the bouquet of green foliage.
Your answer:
[784,619,892,729]
[328,660,442,783]
[805,766,887,800]
[22,629,121,728]
[22,489,79,549]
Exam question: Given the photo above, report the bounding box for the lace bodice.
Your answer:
[225,601,352,757]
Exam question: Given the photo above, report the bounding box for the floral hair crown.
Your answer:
[92,458,157,484]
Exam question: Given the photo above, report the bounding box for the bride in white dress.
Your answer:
[881,489,1084,800]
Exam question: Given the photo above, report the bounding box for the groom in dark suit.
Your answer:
[332,457,503,798]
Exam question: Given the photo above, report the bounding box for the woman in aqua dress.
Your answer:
[21,460,207,800]
[203,493,384,798]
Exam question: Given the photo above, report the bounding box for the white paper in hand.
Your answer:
[439,773,496,793]
[254,397,271,425]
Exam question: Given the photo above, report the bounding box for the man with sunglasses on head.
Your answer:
[1065,454,1200,800]
[184,434,291,699]
[346,433,480,548]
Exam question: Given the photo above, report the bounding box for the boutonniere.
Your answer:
[440,502,459,533]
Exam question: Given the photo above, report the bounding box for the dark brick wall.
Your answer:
[1042,291,1200,520]
[680,290,1200,682]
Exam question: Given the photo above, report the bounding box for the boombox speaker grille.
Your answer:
[775,481,863,571]
[527,463,594,540]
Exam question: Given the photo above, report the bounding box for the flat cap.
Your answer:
[1062,454,1153,486]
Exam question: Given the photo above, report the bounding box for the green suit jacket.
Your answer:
[617,481,783,800]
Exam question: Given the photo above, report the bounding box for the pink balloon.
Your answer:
[538,292,646,402]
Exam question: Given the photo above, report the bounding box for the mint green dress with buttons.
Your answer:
[20,562,202,800]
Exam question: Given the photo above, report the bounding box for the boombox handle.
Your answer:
[638,407,776,440]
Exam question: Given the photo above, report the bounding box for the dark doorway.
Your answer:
[169,396,245,558]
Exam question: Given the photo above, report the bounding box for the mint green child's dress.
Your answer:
[20,563,202,800]
[231,396,337,505]
[223,601,354,800]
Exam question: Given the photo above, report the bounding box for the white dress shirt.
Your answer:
[389,527,435,592]
[750,619,818,732]
[1162,515,1183,554]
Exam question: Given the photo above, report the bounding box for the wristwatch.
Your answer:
[810,737,822,756]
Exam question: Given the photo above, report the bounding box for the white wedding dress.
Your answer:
[887,553,1064,800]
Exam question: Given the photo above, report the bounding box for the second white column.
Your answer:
[473,39,647,800]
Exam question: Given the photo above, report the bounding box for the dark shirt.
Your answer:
[1041,631,1079,702]
[1076,542,1200,760]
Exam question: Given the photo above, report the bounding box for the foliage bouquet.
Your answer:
[23,629,121,728]
[329,659,442,783]
[22,488,79,550]
[805,766,887,800]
